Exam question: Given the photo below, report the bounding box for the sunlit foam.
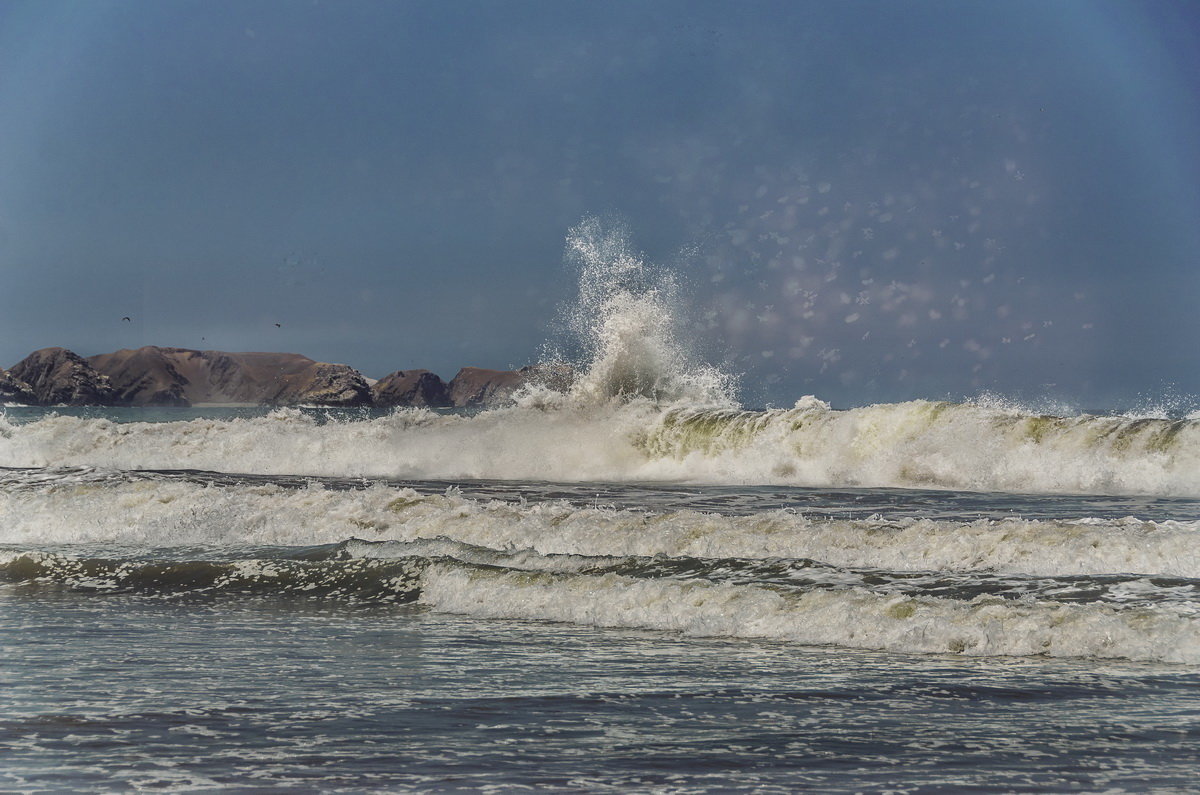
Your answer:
[3,474,1198,577]
[543,216,737,408]
[2,219,1200,496]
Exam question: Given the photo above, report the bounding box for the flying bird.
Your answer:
[274,323,282,328]
[121,316,131,322]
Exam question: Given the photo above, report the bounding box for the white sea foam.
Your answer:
[2,218,1198,495]
[3,476,1198,577]
[2,396,1198,496]
[4,221,1197,671]
[419,565,1200,664]
[7,538,1195,662]
[552,216,736,407]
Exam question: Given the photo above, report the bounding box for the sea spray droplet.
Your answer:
[552,217,738,407]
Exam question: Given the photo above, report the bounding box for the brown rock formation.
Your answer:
[0,368,37,405]
[7,345,574,409]
[526,362,576,393]
[289,362,373,407]
[446,364,574,407]
[371,369,451,408]
[447,367,527,407]
[86,346,372,407]
[84,346,189,406]
[9,348,116,406]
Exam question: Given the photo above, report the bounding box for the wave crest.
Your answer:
[550,216,736,407]
[3,396,1200,495]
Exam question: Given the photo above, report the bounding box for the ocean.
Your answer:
[3,229,1200,792]
[2,397,1198,792]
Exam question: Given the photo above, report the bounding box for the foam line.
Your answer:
[3,476,1197,577]
[420,565,1200,664]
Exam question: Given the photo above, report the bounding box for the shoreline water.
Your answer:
[5,221,1199,791]
[4,592,1194,792]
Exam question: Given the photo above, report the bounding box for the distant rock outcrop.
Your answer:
[0,368,37,405]
[289,362,372,407]
[447,364,575,407]
[447,367,527,407]
[526,362,576,393]
[84,346,189,406]
[86,346,372,407]
[9,347,116,406]
[5,345,573,408]
[371,369,451,408]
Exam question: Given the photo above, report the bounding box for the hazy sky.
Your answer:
[2,0,1198,408]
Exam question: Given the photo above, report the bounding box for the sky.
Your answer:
[1,0,1198,409]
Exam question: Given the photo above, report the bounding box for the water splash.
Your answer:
[547,217,737,408]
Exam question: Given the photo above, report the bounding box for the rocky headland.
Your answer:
[85,347,372,407]
[1,367,38,405]
[3,345,569,409]
[371,369,452,408]
[7,347,115,406]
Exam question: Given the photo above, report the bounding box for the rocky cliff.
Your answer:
[287,362,373,407]
[4,346,572,408]
[86,347,372,407]
[0,368,37,405]
[446,363,574,407]
[371,369,451,408]
[9,348,116,406]
[447,367,526,407]
[84,346,190,406]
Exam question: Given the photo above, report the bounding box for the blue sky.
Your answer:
[1,0,1197,408]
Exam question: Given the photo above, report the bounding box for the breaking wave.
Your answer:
[550,216,736,407]
[2,217,1198,497]
[4,534,1199,664]
[419,563,1200,664]
[2,397,1198,496]
[2,469,1198,578]
[4,219,1200,666]
[3,455,1199,664]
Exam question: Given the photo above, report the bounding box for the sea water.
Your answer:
[2,452,1198,792]
[3,222,1199,791]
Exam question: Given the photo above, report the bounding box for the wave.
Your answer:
[4,540,1198,664]
[632,397,1200,496]
[3,219,1198,496]
[3,471,1198,577]
[419,564,1200,664]
[0,548,426,602]
[2,395,1199,496]
[7,220,1197,669]
[551,216,736,407]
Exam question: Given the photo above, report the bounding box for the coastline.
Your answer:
[0,345,557,410]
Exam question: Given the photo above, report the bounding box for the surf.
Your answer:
[4,218,1198,497]
[3,394,1199,496]
[3,470,1198,578]
[5,536,1198,664]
